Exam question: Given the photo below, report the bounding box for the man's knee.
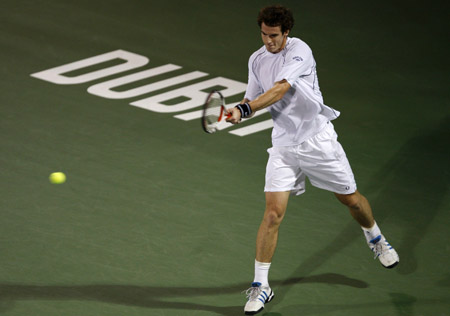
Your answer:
[263,192,289,228]
[263,200,288,228]
[263,206,285,227]
[335,191,362,210]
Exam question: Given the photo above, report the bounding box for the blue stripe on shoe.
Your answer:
[370,235,382,244]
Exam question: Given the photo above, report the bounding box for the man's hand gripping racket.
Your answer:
[201,90,251,134]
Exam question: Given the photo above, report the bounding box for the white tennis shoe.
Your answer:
[369,234,399,268]
[243,282,274,315]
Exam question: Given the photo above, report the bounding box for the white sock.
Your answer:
[254,260,271,287]
[361,222,382,243]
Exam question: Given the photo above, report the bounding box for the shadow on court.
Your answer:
[389,293,418,316]
[0,273,366,315]
[271,293,449,316]
[273,117,450,313]
[369,117,450,276]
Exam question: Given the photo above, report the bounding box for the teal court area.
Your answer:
[1,1,449,315]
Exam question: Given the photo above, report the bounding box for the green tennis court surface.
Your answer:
[1,1,449,315]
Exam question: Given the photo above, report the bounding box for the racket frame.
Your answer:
[201,90,227,134]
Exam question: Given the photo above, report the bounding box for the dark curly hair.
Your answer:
[257,5,294,34]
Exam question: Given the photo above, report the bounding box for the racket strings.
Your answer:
[204,96,224,124]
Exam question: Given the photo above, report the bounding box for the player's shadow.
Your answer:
[0,273,367,315]
[269,292,449,316]
[365,116,449,275]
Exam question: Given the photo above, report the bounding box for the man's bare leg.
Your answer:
[255,191,290,263]
[335,190,374,228]
[335,190,399,268]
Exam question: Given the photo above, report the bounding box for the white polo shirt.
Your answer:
[244,37,340,146]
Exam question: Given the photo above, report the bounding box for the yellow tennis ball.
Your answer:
[49,172,66,184]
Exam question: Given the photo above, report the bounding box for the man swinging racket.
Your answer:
[226,5,399,315]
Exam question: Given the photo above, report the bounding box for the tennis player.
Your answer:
[226,5,399,315]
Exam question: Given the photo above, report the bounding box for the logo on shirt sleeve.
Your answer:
[293,56,303,62]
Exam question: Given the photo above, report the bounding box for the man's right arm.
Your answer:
[227,80,291,124]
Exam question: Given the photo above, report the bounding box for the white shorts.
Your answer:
[264,122,357,195]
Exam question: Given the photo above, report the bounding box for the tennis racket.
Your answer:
[201,90,231,133]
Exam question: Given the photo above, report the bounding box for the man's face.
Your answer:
[260,22,289,54]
